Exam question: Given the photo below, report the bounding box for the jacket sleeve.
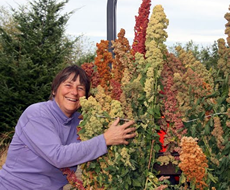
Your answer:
[18,116,108,168]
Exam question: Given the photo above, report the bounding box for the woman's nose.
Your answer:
[71,88,78,96]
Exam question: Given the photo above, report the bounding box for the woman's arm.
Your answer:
[18,117,107,168]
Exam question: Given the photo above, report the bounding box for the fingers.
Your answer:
[123,140,129,145]
[124,132,136,140]
[111,117,120,127]
[105,118,136,146]
[121,120,135,129]
[111,118,134,128]
[122,125,136,145]
[120,120,136,141]
[124,127,136,134]
[122,133,136,145]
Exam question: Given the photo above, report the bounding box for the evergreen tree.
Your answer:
[0,0,76,132]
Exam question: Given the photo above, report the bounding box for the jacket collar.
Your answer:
[50,99,78,125]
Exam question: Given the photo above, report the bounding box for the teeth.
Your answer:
[67,98,77,102]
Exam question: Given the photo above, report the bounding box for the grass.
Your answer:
[0,146,8,169]
[0,130,14,169]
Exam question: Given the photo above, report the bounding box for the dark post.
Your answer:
[107,0,117,57]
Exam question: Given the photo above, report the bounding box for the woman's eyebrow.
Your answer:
[64,80,73,84]
[65,80,85,87]
[78,84,85,88]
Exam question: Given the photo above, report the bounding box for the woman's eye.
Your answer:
[78,87,85,91]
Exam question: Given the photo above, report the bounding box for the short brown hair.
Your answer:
[50,65,90,100]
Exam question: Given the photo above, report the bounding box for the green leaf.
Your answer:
[210,118,214,126]
[132,179,142,187]
[89,162,96,168]
[153,105,161,118]
[144,62,151,73]
[147,108,154,115]
[207,172,218,183]
[77,127,85,134]
[191,124,196,136]
[154,144,161,152]
[204,124,210,135]
[198,111,205,120]
[179,173,186,184]
[120,168,129,177]
[191,181,196,190]
[102,111,110,118]
[127,175,131,185]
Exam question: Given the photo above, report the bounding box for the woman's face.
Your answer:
[54,73,86,117]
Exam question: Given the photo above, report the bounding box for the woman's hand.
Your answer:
[103,118,136,146]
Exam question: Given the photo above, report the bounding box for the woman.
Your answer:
[0,65,136,190]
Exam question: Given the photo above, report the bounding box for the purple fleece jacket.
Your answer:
[0,100,107,190]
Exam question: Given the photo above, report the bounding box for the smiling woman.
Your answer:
[50,66,90,117]
[0,65,136,190]
[54,75,86,117]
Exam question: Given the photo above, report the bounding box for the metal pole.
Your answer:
[107,0,117,56]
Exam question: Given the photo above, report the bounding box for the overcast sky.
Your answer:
[1,0,230,48]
